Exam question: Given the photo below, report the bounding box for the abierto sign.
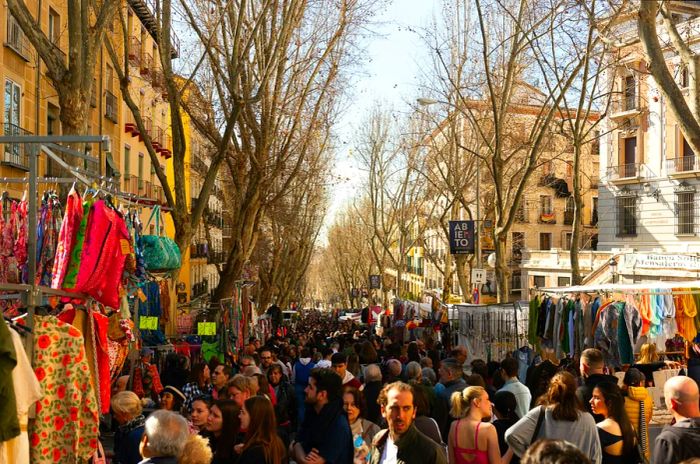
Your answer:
[449,220,475,254]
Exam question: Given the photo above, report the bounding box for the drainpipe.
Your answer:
[34,0,43,138]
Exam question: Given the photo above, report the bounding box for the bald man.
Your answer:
[652,376,700,464]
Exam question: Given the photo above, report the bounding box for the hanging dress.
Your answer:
[50,188,83,289]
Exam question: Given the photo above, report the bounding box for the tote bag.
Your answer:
[140,205,181,271]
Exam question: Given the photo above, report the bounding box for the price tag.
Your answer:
[197,322,217,336]
[139,316,159,330]
[120,239,131,255]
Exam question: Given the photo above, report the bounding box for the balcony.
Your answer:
[591,209,598,226]
[606,163,646,183]
[125,111,139,136]
[143,180,153,199]
[5,15,30,61]
[538,210,556,224]
[140,52,153,76]
[609,91,642,120]
[127,0,180,58]
[160,134,172,159]
[140,116,152,142]
[125,176,141,195]
[207,251,226,265]
[1,123,32,171]
[190,242,209,259]
[153,185,164,203]
[105,90,118,123]
[667,156,700,178]
[152,126,163,151]
[515,207,529,223]
[128,37,141,66]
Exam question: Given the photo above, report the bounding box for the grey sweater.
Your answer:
[505,406,602,464]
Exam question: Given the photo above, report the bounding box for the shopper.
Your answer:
[652,376,700,464]
[368,381,447,464]
[111,391,146,464]
[138,410,190,464]
[343,386,381,463]
[492,391,520,464]
[448,386,502,464]
[506,371,602,464]
[206,400,241,464]
[190,395,212,434]
[160,385,187,414]
[521,439,592,464]
[589,382,638,463]
[267,364,296,446]
[498,357,531,419]
[622,368,652,461]
[235,396,286,464]
[577,349,618,423]
[182,363,214,413]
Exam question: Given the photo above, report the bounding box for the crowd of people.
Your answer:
[109,310,700,464]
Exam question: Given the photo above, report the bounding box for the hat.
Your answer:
[161,385,186,403]
[623,368,645,386]
[141,347,154,357]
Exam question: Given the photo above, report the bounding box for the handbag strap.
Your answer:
[530,406,546,445]
[144,205,161,235]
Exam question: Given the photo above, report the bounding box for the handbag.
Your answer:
[140,205,181,271]
[92,441,106,464]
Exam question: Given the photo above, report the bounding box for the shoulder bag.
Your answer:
[530,406,546,444]
[140,205,181,271]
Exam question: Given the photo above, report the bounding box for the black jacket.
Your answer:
[297,400,353,464]
[652,417,700,464]
[363,381,382,425]
[368,424,447,464]
[576,373,618,422]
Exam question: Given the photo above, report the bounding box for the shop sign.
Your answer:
[369,274,381,289]
[633,253,700,271]
[449,220,475,254]
[139,316,159,330]
[197,322,217,336]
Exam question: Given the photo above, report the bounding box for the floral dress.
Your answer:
[29,316,99,464]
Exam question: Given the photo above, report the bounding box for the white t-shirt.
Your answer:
[379,435,398,464]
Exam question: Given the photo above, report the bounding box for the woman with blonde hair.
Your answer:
[111,391,146,464]
[448,386,503,464]
[506,371,602,464]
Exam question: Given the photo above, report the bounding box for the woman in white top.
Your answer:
[505,371,602,464]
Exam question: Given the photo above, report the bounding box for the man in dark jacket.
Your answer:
[292,368,353,464]
[577,348,617,422]
[368,381,447,464]
[652,376,700,464]
[138,410,189,464]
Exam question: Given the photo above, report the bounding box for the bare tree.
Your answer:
[7,0,118,134]
[638,1,700,155]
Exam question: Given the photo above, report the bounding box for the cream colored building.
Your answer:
[598,2,700,281]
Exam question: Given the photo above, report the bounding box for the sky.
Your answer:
[322,0,439,236]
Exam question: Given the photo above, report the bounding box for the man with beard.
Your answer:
[368,382,447,464]
[291,368,353,464]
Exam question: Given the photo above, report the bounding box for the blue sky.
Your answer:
[324,0,438,232]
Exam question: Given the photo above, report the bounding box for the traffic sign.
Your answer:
[472,268,486,284]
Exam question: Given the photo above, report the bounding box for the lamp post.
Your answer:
[608,257,618,284]
[417,97,482,269]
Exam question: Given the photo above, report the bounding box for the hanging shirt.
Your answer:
[50,189,83,289]
[0,328,43,464]
[30,316,99,464]
[0,320,19,442]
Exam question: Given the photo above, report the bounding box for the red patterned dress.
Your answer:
[29,315,99,464]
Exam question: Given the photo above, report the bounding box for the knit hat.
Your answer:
[623,368,645,386]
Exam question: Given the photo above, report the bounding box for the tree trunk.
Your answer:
[494,233,510,303]
[455,254,470,300]
[443,251,453,300]
[57,86,90,135]
[570,142,584,285]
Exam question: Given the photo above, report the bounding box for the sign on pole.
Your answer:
[369,274,381,289]
[350,288,359,298]
[471,268,486,284]
[449,220,475,254]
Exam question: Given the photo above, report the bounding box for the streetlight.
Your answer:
[608,257,618,284]
[417,97,482,269]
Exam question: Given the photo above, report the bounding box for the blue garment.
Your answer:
[298,400,353,464]
[514,347,534,384]
[114,415,145,464]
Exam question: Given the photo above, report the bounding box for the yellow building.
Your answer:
[0,1,171,216]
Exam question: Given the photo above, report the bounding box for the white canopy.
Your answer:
[539,279,700,294]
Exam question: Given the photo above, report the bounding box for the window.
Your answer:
[675,191,696,235]
[106,65,114,93]
[5,14,28,58]
[592,197,599,225]
[124,146,131,178]
[540,195,553,215]
[558,276,571,287]
[616,195,637,236]
[624,75,636,111]
[591,130,600,156]
[512,232,525,262]
[539,233,552,250]
[623,136,637,176]
[4,79,20,127]
[511,273,522,292]
[515,200,528,222]
[564,232,573,250]
[48,8,60,44]
[533,276,546,288]
[683,137,695,159]
[564,197,575,225]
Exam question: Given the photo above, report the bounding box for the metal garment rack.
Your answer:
[0,135,111,332]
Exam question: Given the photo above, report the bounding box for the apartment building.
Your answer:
[598,2,700,282]
[422,84,600,302]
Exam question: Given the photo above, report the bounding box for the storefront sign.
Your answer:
[449,220,475,254]
[633,253,700,270]
[369,274,381,289]
[197,322,217,336]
